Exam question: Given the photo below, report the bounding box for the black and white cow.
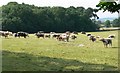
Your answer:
[99,38,112,47]
[15,32,29,38]
[35,31,44,38]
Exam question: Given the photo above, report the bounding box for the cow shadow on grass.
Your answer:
[111,47,119,48]
[2,50,117,71]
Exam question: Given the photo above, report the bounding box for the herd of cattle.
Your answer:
[0,31,115,47]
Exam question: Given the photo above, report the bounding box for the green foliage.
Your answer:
[96,0,120,13]
[2,2,99,33]
[0,7,2,30]
[104,20,111,27]
[112,17,120,27]
[96,20,102,25]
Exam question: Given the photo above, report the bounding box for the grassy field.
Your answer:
[1,30,119,71]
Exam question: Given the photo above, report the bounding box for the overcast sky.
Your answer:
[0,0,118,18]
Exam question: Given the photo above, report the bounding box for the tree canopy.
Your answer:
[96,0,120,13]
[112,17,120,27]
[104,20,111,27]
[2,2,99,33]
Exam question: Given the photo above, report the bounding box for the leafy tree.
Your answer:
[112,17,120,27]
[2,2,99,33]
[96,0,120,13]
[0,7,2,30]
[104,20,111,27]
[96,20,102,25]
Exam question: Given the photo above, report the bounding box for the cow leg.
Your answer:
[5,35,8,38]
[66,39,69,42]
[104,43,107,47]
[66,37,69,42]
[38,36,40,38]
[24,36,26,38]
[106,44,108,48]
[109,43,112,47]
[110,42,112,47]
[104,44,105,47]
[5,36,7,38]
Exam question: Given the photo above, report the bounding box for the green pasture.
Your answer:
[1,30,119,71]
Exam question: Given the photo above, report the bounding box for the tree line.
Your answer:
[112,17,120,27]
[96,17,120,28]
[1,2,99,33]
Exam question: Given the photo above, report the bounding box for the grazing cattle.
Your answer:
[57,33,70,42]
[65,31,70,35]
[108,34,115,38]
[44,34,50,38]
[72,31,78,35]
[86,33,91,36]
[35,31,45,38]
[52,34,60,38]
[14,33,18,37]
[0,31,9,38]
[65,31,71,41]
[50,32,57,38]
[71,35,77,40]
[99,38,112,47]
[70,33,77,40]
[15,32,29,38]
[35,33,44,38]
[8,32,13,36]
[89,35,96,42]
[96,36,101,38]
[0,31,13,38]
[95,36,101,41]
[50,32,55,34]
[81,31,86,34]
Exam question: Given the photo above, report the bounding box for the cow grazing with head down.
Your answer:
[35,32,44,38]
[108,34,115,39]
[89,35,96,42]
[72,31,78,35]
[44,34,50,38]
[70,33,77,40]
[86,33,91,36]
[52,34,60,38]
[0,31,13,38]
[57,34,70,42]
[57,31,70,42]
[54,34,60,38]
[81,31,86,34]
[71,35,77,40]
[96,36,101,38]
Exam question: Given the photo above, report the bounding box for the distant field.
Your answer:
[99,27,120,31]
[1,30,119,71]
